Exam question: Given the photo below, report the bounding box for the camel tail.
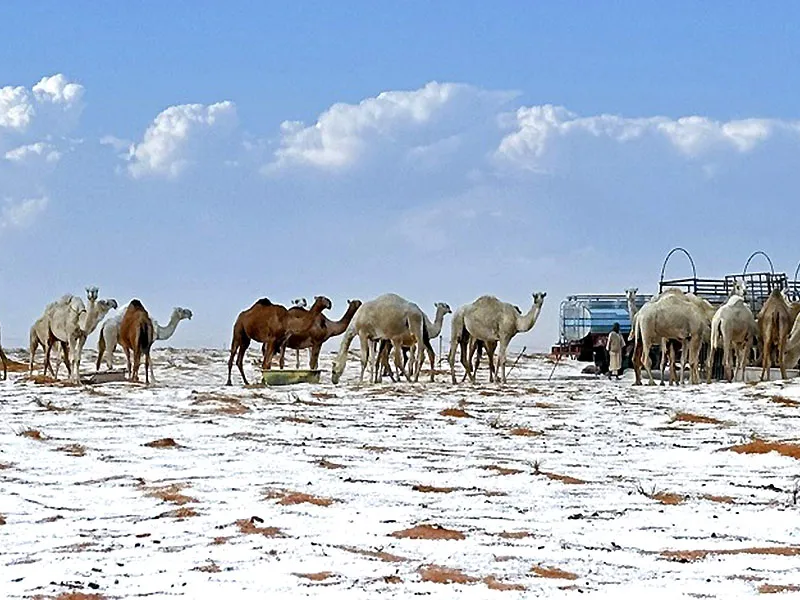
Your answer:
[138,320,154,356]
[710,317,722,353]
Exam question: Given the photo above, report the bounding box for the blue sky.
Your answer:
[2,2,799,350]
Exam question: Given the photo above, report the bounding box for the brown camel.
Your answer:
[276,295,332,368]
[758,289,792,381]
[119,299,155,384]
[1,324,8,380]
[280,298,362,370]
[226,298,289,385]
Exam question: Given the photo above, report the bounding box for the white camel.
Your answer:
[331,293,426,385]
[376,302,452,383]
[96,306,193,372]
[706,280,755,383]
[632,291,707,386]
[451,292,546,384]
[44,287,118,383]
[29,296,71,377]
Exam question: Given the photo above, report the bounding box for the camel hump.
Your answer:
[129,299,145,310]
[256,298,272,306]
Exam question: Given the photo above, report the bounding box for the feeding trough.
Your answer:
[262,369,321,386]
[80,369,127,385]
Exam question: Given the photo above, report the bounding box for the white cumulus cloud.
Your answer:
[0,196,48,229]
[5,142,61,164]
[267,81,516,173]
[495,105,798,169]
[0,74,84,138]
[126,101,238,179]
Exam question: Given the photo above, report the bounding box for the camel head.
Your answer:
[731,279,746,299]
[332,361,344,385]
[175,307,193,321]
[311,296,333,312]
[434,302,452,317]
[99,299,119,312]
[346,299,363,312]
[292,298,308,308]
[532,292,547,307]
[86,287,99,303]
[626,288,638,301]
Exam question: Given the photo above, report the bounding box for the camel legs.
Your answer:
[0,344,7,380]
[309,344,322,371]
[357,331,371,383]
[760,325,773,382]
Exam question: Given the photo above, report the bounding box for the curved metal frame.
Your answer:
[659,247,697,284]
[743,250,775,275]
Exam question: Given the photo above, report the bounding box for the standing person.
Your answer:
[606,322,624,380]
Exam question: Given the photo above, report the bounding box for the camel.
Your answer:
[29,310,68,377]
[783,313,800,371]
[227,298,290,385]
[451,292,546,384]
[632,292,708,386]
[757,289,792,381]
[43,287,118,383]
[119,299,155,384]
[280,298,362,371]
[376,302,452,383]
[276,295,332,369]
[1,324,7,380]
[96,306,193,371]
[706,281,756,383]
[290,298,308,367]
[331,293,426,385]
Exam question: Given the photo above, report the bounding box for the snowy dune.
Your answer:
[2,348,800,599]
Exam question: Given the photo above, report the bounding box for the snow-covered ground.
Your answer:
[2,348,800,599]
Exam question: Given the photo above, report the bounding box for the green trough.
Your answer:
[262,369,321,386]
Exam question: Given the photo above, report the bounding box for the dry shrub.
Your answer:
[484,576,526,591]
[54,541,96,553]
[4,359,27,372]
[543,471,586,485]
[509,427,542,437]
[759,584,800,594]
[637,485,684,504]
[412,484,459,493]
[57,444,86,457]
[498,531,531,539]
[235,518,283,537]
[39,594,107,600]
[531,565,579,580]
[0,514,5,525]
[335,545,408,563]
[190,392,250,414]
[35,399,69,412]
[193,561,221,573]
[19,428,45,440]
[702,494,734,504]
[211,536,231,545]
[144,483,197,505]
[440,407,472,418]
[28,375,77,387]
[391,524,465,540]
[534,402,555,408]
[264,489,335,506]
[294,572,333,581]
[158,507,198,519]
[0,462,12,470]
[311,391,337,400]
[143,437,180,448]
[282,416,314,424]
[383,575,402,584]
[482,465,522,475]
[770,395,800,407]
[671,412,723,425]
[662,547,800,562]
[418,564,477,584]
[317,458,345,469]
[725,438,800,460]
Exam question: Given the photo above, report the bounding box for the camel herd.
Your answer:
[17,288,193,385]
[5,279,798,388]
[627,282,800,385]
[228,291,546,386]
